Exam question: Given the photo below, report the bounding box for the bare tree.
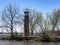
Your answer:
[29,10,42,35]
[1,4,21,39]
[49,9,60,34]
[35,9,60,41]
[37,15,51,41]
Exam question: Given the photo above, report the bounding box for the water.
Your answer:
[0,40,60,45]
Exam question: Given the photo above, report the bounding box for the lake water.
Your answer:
[0,40,60,45]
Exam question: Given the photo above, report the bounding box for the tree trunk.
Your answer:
[31,30,33,35]
[11,25,13,40]
[10,19,13,40]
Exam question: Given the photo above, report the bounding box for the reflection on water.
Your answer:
[0,40,59,45]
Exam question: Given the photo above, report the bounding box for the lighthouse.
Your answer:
[24,9,29,36]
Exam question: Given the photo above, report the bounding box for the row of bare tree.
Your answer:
[0,4,60,40]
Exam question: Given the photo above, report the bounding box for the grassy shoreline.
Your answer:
[0,36,60,42]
